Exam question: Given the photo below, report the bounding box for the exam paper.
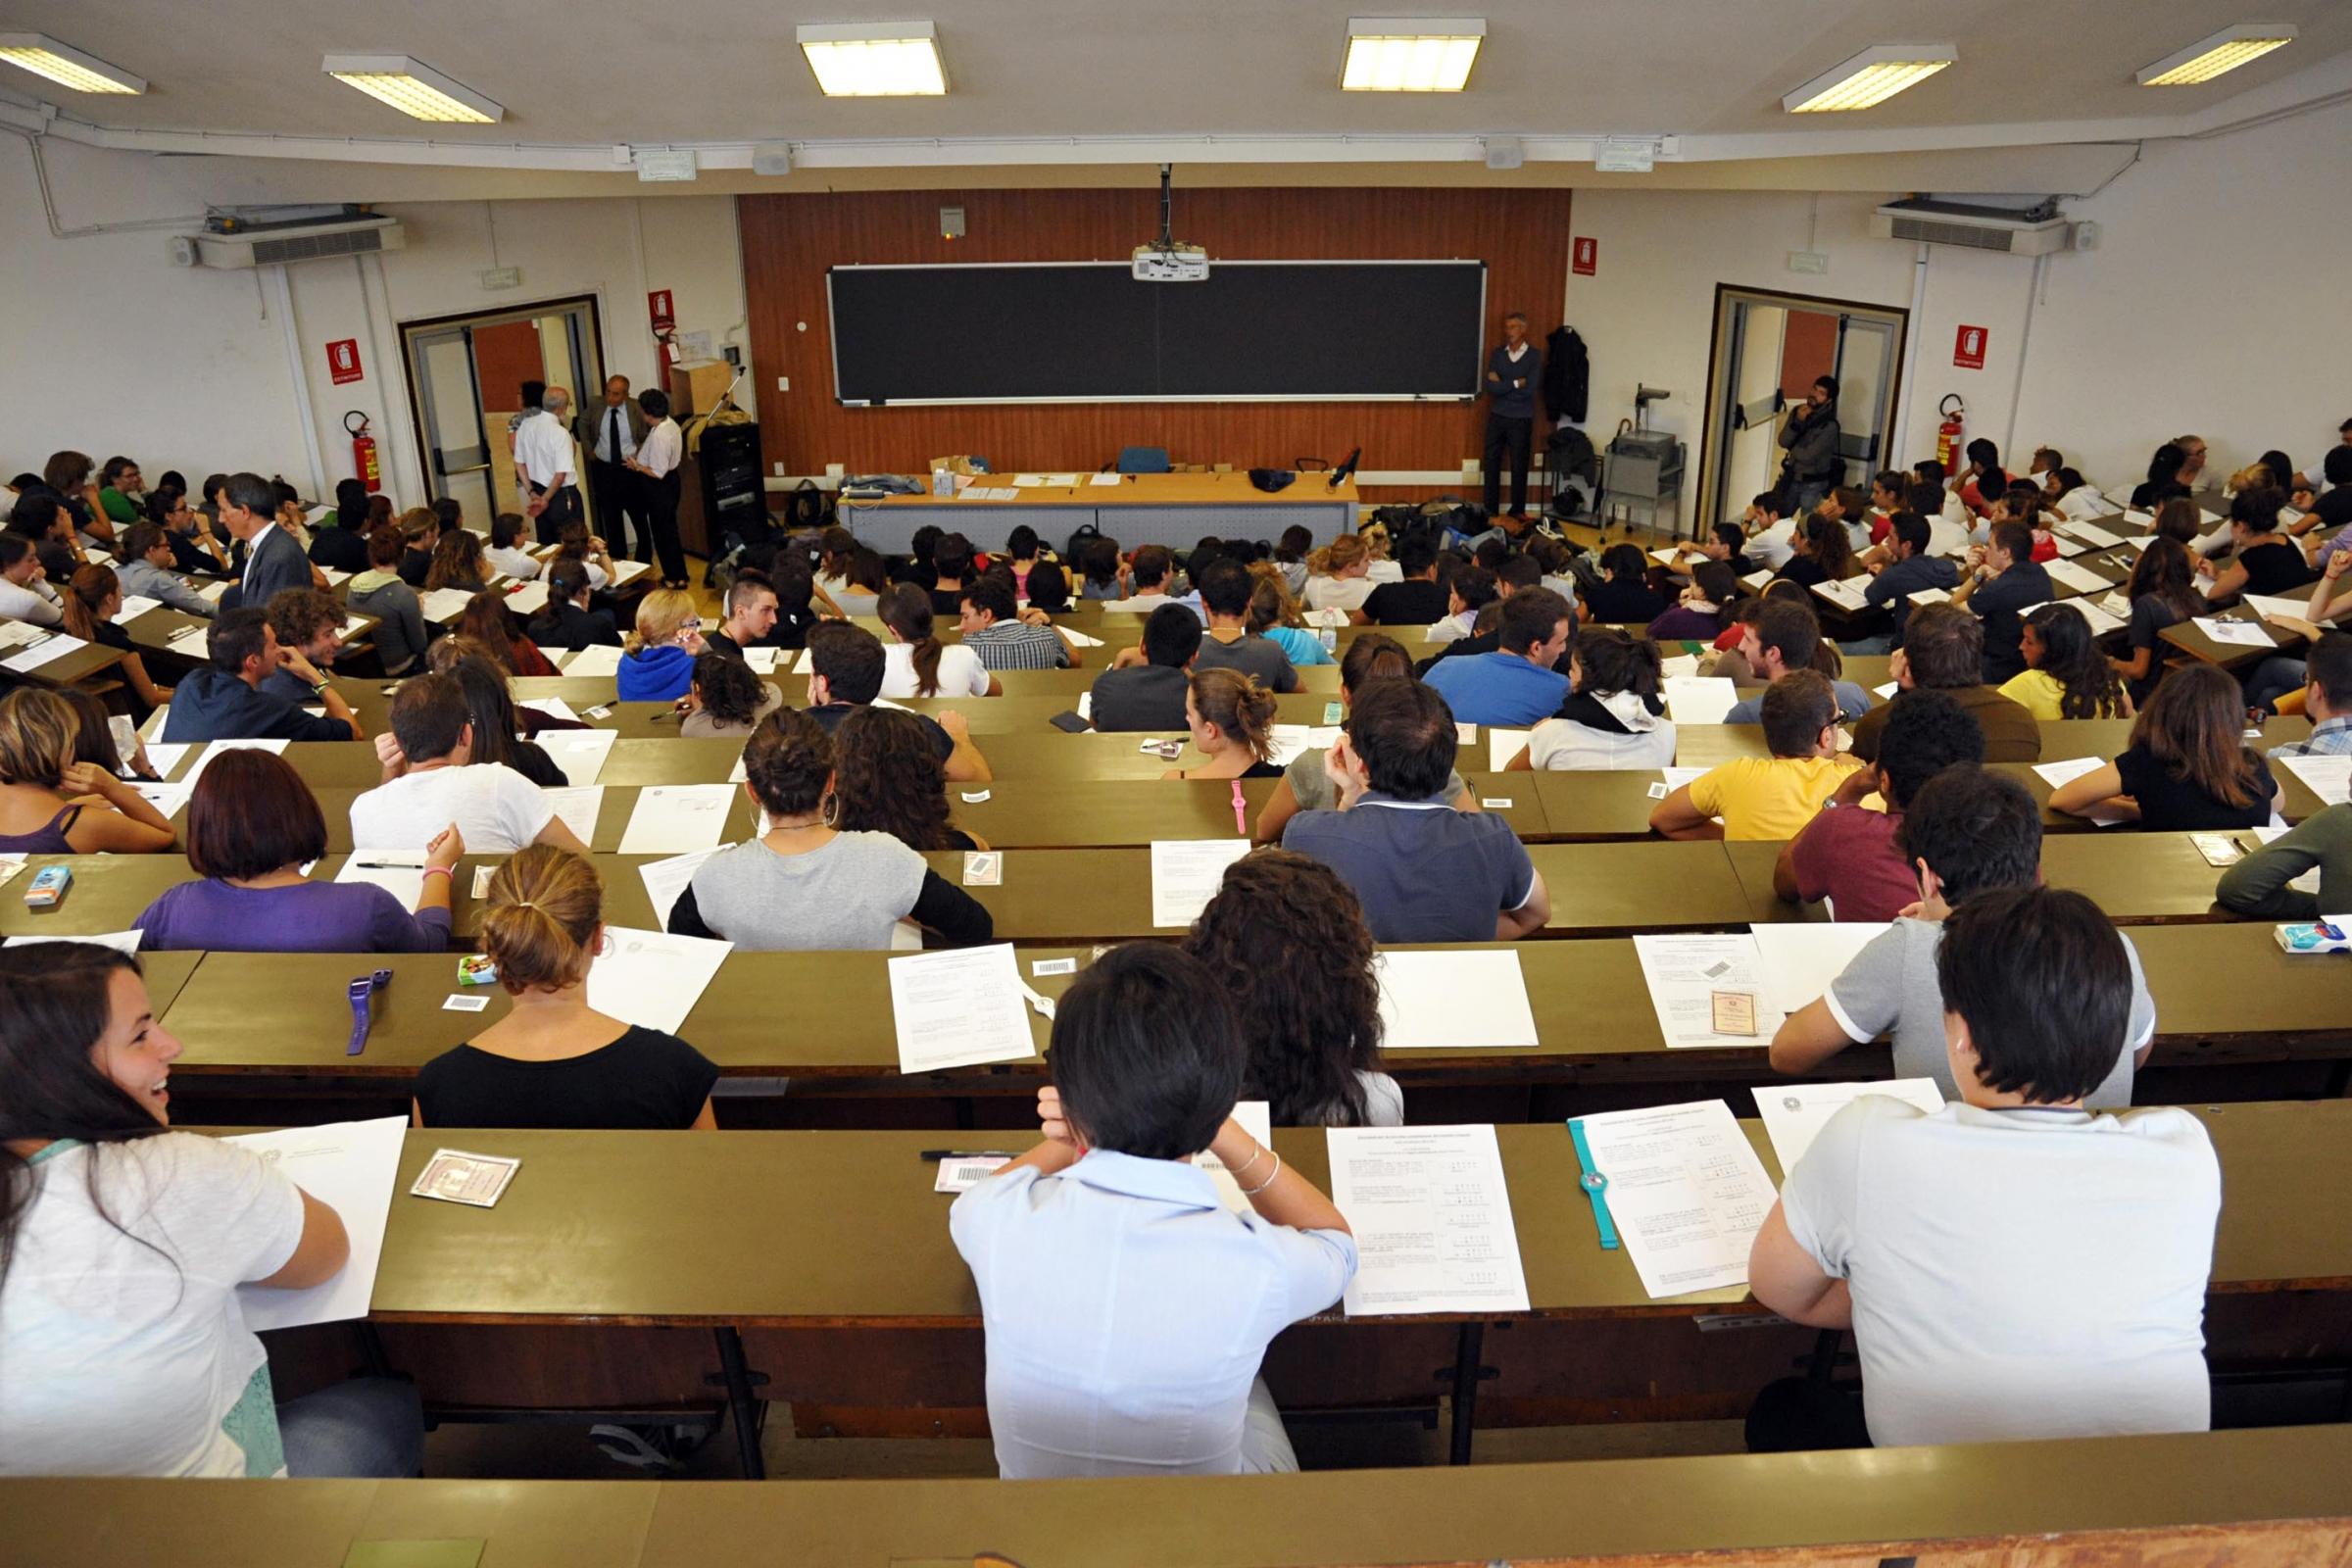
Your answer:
[886,943,1041,1073]
[1746,922,1891,1020]
[2044,559,2111,596]
[517,697,580,725]
[130,782,192,819]
[740,646,781,672]
[2061,522,2123,550]
[1659,653,1700,679]
[1265,724,1342,768]
[1150,839,1252,928]
[1089,471,1122,487]
[1663,676,1740,726]
[2033,756,2106,789]
[0,631,86,674]
[1487,728,1530,772]
[2250,824,2325,893]
[616,783,734,855]
[2193,616,2275,648]
[417,587,476,622]
[111,595,162,624]
[196,580,229,605]
[1375,950,1539,1051]
[179,737,290,789]
[6,930,144,954]
[224,1117,408,1331]
[1574,1100,1779,1299]
[134,743,188,781]
[1809,576,1871,612]
[1751,1080,1944,1177]
[584,927,731,1034]
[167,626,213,661]
[610,560,654,588]
[534,727,617,786]
[538,785,607,846]
[1905,586,1951,608]
[1632,932,1782,1049]
[562,645,623,677]
[504,580,551,616]
[335,850,427,909]
[2245,593,2331,627]
[1326,1124,1530,1316]
[1059,627,1106,648]
[637,844,732,931]
[2279,754,2352,808]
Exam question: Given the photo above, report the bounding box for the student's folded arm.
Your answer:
[1495,867,1550,940]
[2215,830,2325,921]
[2045,762,2126,818]
[665,883,718,939]
[1768,998,1861,1076]
[911,870,994,947]
[1254,776,1301,843]
[943,735,993,784]
[2112,645,2154,683]
[253,1190,351,1290]
[1647,783,1717,840]
[533,812,590,855]
[1502,744,1533,771]
[1771,836,1806,904]
[1746,1206,1850,1328]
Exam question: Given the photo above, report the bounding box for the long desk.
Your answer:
[14,1427,2352,1568]
[838,470,1362,555]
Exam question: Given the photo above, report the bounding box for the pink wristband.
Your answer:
[420,866,454,882]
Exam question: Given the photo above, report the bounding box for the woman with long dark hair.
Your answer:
[2048,663,2277,829]
[2001,603,2131,720]
[2111,536,2205,706]
[877,580,993,698]
[833,704,986,851]
[57,564,172,714]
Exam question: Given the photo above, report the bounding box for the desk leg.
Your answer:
[711,1327,768,1479]
[1447,1322,1488,1466]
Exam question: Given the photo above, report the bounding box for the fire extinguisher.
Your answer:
[1936,395,1966,472]
[344,410,381,494]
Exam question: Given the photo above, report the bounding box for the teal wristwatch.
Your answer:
[1567,1118,1619,1250]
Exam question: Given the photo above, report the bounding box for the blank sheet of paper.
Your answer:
[225,1116,409,1331]
[615,783,734,855]
[1375,950,1539,1050]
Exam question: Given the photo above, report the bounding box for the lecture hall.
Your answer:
[5,3,2352,1564]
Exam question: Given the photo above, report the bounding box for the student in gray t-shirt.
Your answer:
[1191,560,1300,692]
[1768,765,2152,1107]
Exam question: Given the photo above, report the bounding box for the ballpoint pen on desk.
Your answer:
[919,1150,1018,1161]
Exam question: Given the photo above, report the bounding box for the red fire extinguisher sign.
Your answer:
[1952,325,1987,369]
[325,338,364,385]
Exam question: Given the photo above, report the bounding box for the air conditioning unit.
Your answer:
[178,216,408,270]
[1871,198,2072,257]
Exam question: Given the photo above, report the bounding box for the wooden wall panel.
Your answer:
[738,187,1572,485]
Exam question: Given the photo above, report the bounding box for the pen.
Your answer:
[919,1150,1017,1161]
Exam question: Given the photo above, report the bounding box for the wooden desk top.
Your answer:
[862,471,1362,509]
[19,1426,2352,1568]
[2161,605,2291,670]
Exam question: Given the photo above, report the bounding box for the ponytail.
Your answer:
[1191,668,1277,761]
[61,565,117,642]
[878,583,946,697]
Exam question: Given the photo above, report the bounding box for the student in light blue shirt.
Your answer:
[1419,586,1575,726]
[949,942,1357,1480]
[1721,597,1872,725]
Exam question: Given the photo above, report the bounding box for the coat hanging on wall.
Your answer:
[1543,325,1590,425]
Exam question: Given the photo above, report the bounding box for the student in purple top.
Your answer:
[134,750,460,953]
[1646,562,1740,643]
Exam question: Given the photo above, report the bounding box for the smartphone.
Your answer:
[1049,710,1092,733]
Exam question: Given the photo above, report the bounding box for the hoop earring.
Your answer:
[820,792,840,829]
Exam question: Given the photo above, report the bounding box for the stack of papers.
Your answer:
[610,560,655,588]
[1326,1125,1530,1315]
[1740,568,1775,591]
[1663,676,1740,726]
[1573,1101,1779,1298]
[0,622,43,652]
[224,1117,409,1330]
[1905,586,1951,608]
[504,580,551,616]
[1752,1080,1943,1175]
[1374,950,1540,1050]
[416,587,477,622]
[1149,839,1253,928]
[886,943,1042,1072]
[535,728,617,786]
[2192,616,2275,648]
[1810,576,1871,612]
[1633,933,1785,1049]
[615,783,734,855]
[585,928,732,1033]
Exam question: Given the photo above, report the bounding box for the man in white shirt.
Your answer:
[1742,492,1799,571]
[352,672,590,855]
[625,388,688,589]
[514,386,583,545]
[1747,883,2221,1451]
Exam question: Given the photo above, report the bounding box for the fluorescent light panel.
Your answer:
[1783,43,1956,113]
[321,54,503,122]
[1342,18,1485,92]
[2137,24,2294,85]
[0,32,144,94]
[796,22,948,96]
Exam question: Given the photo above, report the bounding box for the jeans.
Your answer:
[279,1377,425,1478]
[2243,656,2307,715]
[1789,479,1832,513]
[1838,633,1897,657]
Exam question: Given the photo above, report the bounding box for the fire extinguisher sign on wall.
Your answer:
[1952,324,1987,369]
[325,338,364,385]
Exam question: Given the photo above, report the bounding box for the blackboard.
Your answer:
[827,261,1487,405]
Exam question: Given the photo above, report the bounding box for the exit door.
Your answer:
[399,297,605,531]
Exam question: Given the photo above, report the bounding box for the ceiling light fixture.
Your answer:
[0,32,145,94]
[1782,43,1956,113]
[2136,24,2295,86]
[796,22,949,97]
[1341,18,1486,92]
[321,54,504,122]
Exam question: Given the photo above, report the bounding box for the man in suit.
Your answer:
[575,374,651,563]
[217,471,312,613]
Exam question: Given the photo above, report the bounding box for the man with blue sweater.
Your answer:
[1482,312,1543,519]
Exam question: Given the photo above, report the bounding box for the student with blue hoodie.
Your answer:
[616,587,703,703]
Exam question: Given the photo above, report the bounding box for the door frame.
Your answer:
[396,294,609,515]
[1695,283,1910,528]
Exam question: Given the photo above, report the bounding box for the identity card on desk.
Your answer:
[584,927,731,1034]
[223,1116,408,1330]
[1325,1125,1529,1316]
[887,943,1042,1073]
[1572,1101,1778,1299]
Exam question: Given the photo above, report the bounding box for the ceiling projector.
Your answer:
[1132,243,1209,282]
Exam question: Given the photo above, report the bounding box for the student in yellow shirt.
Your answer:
[1650,669,1862,841]
[1997,603,2132,721]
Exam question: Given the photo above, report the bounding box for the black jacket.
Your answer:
[1543,326,1590,424]
[527,601,622,648]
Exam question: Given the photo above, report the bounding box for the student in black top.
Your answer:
[894,524,944,588]
[2047,663,2278,830]
[1355,535,1449,625]
[2198,488,2311,601]
[526,560,622,648]
[927,532,976,616]
[1164,668,1283,781]
[2111,537,2207,706]
[57,564,172,717]
[309,478,372,574]
[1579,544,1671,622]
[437,650,567,787]
[1952,521,2051,684]
[1025,560,1073,615]
[764,557,825,649]
[413,844,719,1130]
[1774,513,1853,592]
[2128,442,2194,511]
[704,570,780,661]
[1090,603,1201,731]
[832,705,988,853]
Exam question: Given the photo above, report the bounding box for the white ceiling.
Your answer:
[3,0,2347,163]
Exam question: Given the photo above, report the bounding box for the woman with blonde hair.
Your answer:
[1163,668,1281,781]
[1302,533,1375,614]
[412,845,718,1129]
[1244,562,1334,668]
[616,587,704,702]
[57,564,172,715]
[0,687,176,854]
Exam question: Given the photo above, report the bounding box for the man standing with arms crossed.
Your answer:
[1482,311,1543,522]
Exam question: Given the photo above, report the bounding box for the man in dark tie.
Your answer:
[576,374,652,563]
[216,471,314,613]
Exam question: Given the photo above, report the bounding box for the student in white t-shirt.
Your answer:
[1747,884,2221,1451]
[0,942,422,1478]
[876,582,996,699]
[351,672,590,856]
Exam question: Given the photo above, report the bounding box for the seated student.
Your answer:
[1164,668,1281,781]
[1720,599,1870,724]
[833,705,988,853]
[393,509,437,589]
[1670,519,1753,575]
[802,620,991,783]
[1750,883,2216,1449]
[161,608,361,744]
[2048,662,2278,830]
[351,673,588,855]
[826,543,890,618]
[1851,603,2040,764]
[1255,635,1474,840]
[764,556,830,649]
[1952,521,2052,684]
[2219,796,2352,917]
[454,591,558,678]
[2197,487,2312,601]
[136,750,458,953]
[414,846,718,1131]
[1354,535,1448,625]
[703,570,780,663]
[144,487,231,577]
[0,688,176,855]
[60,686,159,784]
[1243,564,1333,668]
[1505,626,1676,771]
[1860,512,1959,639]
[114,521,218,617]
[880,581,996,698]
[552,520,617,593]
[1300,534,1376,615]
[960,575,1080,671]
[1952,438,2010,517]
[434,652,567,787]
[679,649,783,739]
[2128,443,2192,513]
[526,560,620,651]
[2110,536,2206,708]
[1110,543,1180,613]
[1645,561,1739,644]
[949,942,1356,1478]
[892,523,943,589]
[1578,544,1670,624]
[926,532,978,617]
[1023,558,1074,618]
[1772,766,2152,1105]
[1091,603,1202,732]
[0,533,65,626]
[1999,602,2132,720]
[1740,492,1799,571]
[667,708,992,950]
[1181,849,1400,1127]
[1423,562,1499,647]
[1775,511,1855,592]
[2046,466,2110,521]
[483,511,542,581]
[1774,690,1984,922]
[1076,536,1125,601]
[347,526,429,676]
[2258,630,2352,757]
[1651,669,1862,842]
[1283,678,1548,942]
[257,588,351,707]
[1000,524,1045,599]
[0,942,424,1479]
[424,527,489,596]
[1421,587,1574,726]
[615,588,704,703]
[58,565,172,716]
